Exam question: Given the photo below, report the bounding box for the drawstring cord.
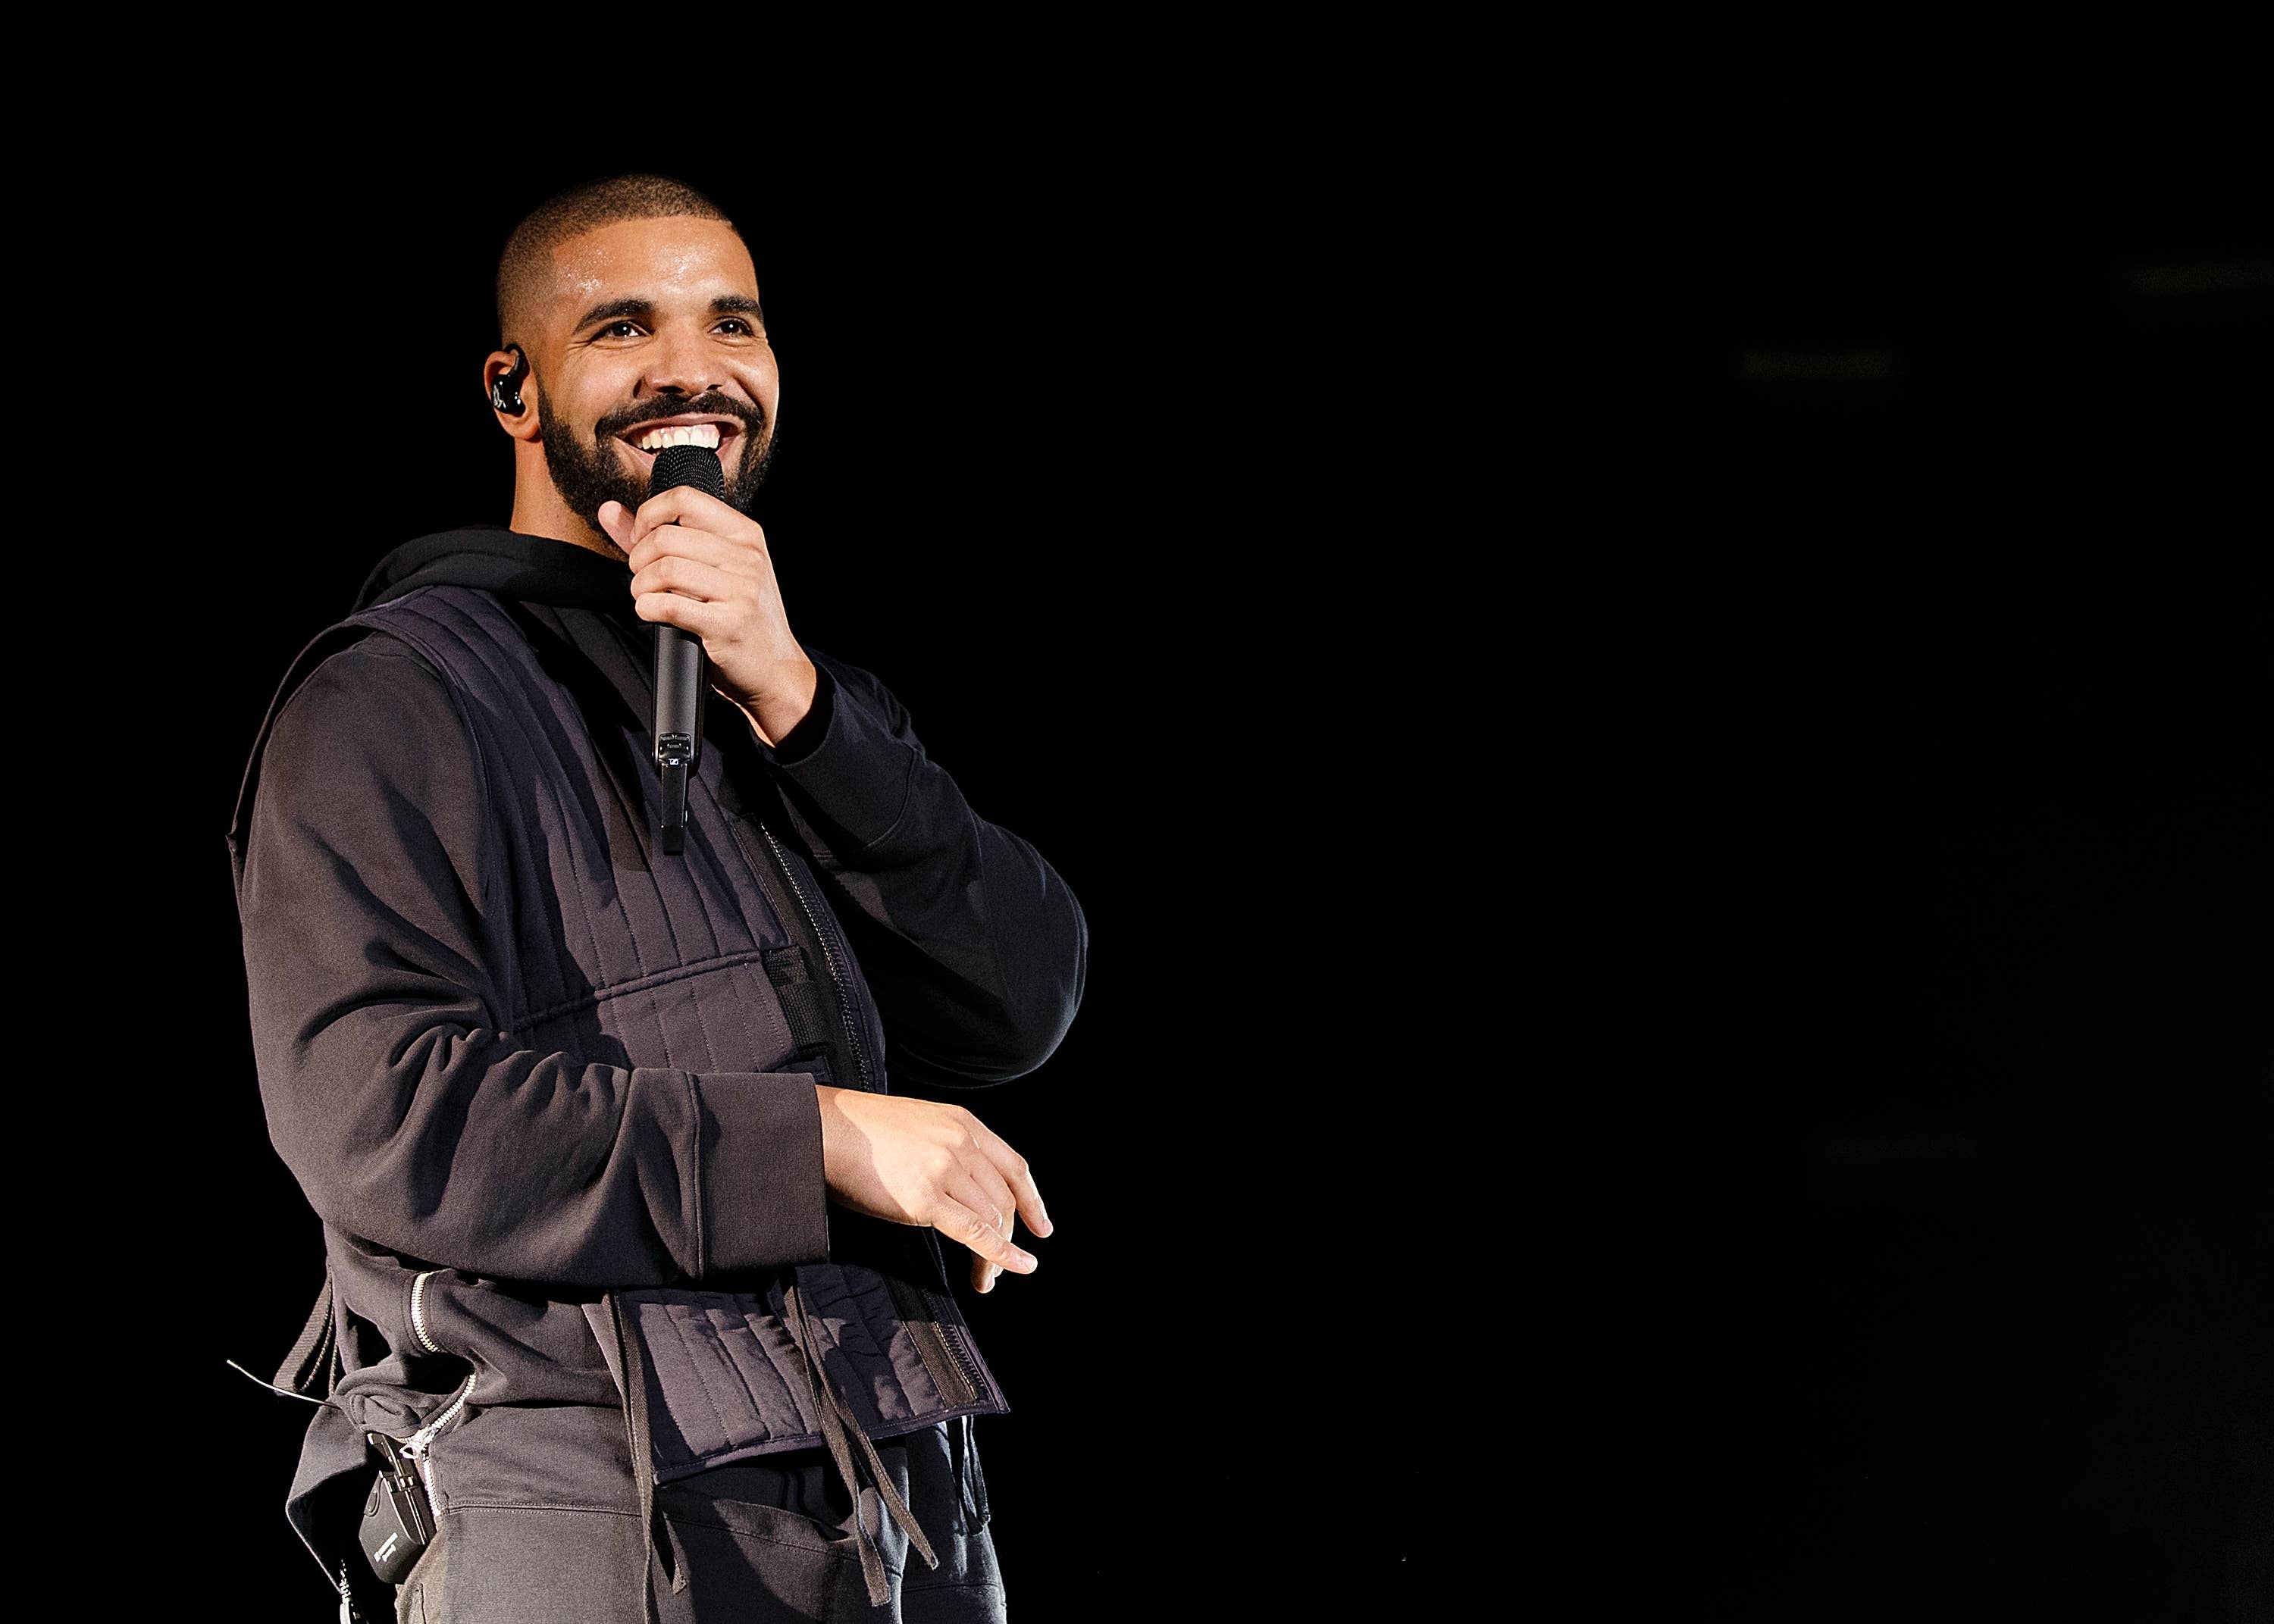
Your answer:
[783,1281,940,1606]
[603,1294,689,1624]
[606,1285,941,1615]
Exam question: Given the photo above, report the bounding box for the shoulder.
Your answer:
[276,587,553,732]
[352,585,539,668]
[240,624,499,891]
[231,597,528,875]
[275,626,451,720]
[263,628,475,797]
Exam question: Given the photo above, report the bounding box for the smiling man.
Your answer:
[230,174,1085,1622]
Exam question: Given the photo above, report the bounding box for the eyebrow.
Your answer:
[572,296,655,333]
[572,293,766,332]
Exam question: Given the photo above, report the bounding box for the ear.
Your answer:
[483,349,543,443]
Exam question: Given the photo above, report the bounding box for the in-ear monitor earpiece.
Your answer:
[492,345,528,414]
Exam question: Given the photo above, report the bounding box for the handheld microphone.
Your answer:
[648,443,724,856]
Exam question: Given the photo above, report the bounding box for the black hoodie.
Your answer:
[229,527,1086,1600]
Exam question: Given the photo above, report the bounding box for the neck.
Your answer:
[509,476,626,563]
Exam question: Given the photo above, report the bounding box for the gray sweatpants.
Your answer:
[391,1419,1004,1622]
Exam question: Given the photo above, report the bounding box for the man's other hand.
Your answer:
[597,489,818,749]
[813,1086,1051,1294]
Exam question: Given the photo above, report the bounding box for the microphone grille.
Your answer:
[650,443,725,500]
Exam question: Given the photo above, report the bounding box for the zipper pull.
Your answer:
[369,1430,416,1485]
[406,1371,474,1460]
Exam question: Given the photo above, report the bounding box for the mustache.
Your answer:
[594,392,767,443]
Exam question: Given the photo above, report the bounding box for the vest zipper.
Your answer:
[755,822,875,1093]
[927,1288,989,1403]
[885,1273,978,1407]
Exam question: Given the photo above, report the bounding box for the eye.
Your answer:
[716,318,755,336]
[598,320,645,339]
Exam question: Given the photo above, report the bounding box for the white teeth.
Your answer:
[634,424,724,452]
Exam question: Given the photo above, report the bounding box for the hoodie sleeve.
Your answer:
[238,634,830,1287]
[755,652,1088,1087]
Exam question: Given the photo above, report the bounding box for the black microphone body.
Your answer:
[648,443,725,855]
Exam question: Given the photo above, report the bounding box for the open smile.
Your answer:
[609,414,747,476]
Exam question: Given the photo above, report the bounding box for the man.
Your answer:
[230,174,1086,1622]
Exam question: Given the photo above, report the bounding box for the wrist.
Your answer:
[736,657,819,749]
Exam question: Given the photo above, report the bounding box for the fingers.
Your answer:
[626,487,760,558]
[932,1196,1036,1285]
[622,519,773,653]
[967,1121,1052,1241]
[631,591,734,640]
[625,521,755,578]
[945,1169,1038,1275]
[627,548,758,642]
[628,549,738,605]
[597,500,637,555]
[600,499,746,568]
[944,1113,1052,1297]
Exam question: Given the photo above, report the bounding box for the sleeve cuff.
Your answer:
[766,659,918,853]
[694,1072,832,1273]
[767,659,838,766]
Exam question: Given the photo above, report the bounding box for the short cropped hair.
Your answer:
[496,174,737,344]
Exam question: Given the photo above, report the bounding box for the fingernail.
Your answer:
[1016,1250,1038,1269]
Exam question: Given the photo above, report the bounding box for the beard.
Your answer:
[537,390,775,549]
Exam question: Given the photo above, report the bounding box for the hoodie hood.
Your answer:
[353,525,637,621]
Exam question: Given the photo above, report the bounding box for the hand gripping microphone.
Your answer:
[648,443,724,856]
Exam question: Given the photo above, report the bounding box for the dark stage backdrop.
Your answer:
[1601,174,2273,1620]
[78,132,2272,1619]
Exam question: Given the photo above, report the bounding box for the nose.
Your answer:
[641,323,722,400]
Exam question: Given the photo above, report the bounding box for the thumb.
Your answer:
[596,500,636,554]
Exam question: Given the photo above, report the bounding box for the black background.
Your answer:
[1586,161,2271,1618]
[77,122,2270,1619]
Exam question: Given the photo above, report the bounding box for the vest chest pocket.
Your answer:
[515,952,808,1076]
